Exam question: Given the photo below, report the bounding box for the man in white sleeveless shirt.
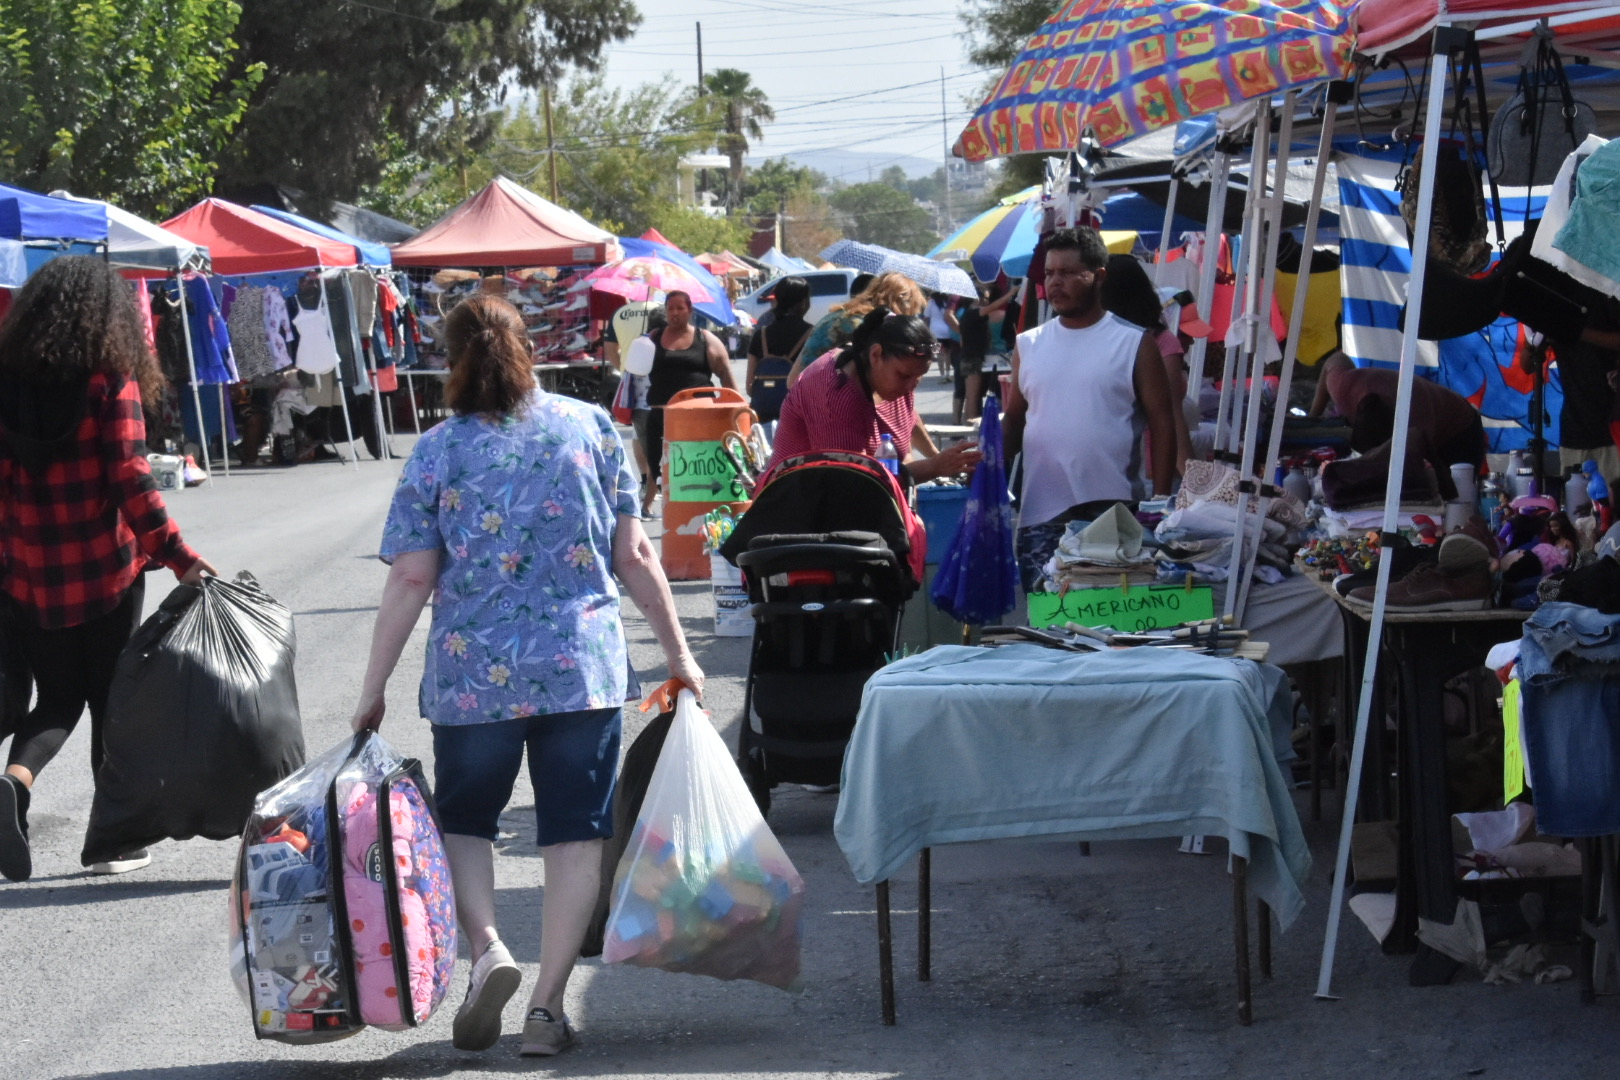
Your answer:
[1003,228,1177,589]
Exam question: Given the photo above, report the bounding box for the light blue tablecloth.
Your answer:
[833,645,1312,928]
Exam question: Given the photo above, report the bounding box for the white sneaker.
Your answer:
[452,940,521,1052]
[89,849,151,875]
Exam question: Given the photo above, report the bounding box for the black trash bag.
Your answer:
[82,572,305,865]
[579,707,676,958]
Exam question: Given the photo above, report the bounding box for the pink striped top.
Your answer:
[768,350,916,470]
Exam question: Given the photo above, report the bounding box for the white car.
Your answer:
[734,269,861,326]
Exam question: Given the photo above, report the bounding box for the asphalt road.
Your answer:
[2,372,1616,1079]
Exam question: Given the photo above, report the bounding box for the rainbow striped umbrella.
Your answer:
[955,0,1355,162]
[929,188,1136,282]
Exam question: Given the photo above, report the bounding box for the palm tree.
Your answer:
[699,69,775,210]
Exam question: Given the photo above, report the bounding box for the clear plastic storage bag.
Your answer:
[602,690,806,988]
[229,732,457,1043]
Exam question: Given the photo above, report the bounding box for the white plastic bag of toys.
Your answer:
[602,690,805,988]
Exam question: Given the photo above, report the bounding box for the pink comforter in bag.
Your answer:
[339,771,456,1028]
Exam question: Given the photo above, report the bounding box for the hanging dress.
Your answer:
[292,291,341,375]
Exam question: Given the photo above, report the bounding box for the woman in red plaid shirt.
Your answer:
[0,256,216,883]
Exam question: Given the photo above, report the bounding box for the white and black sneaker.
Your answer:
[452,939,521,1051]
[519,1006,577,1056]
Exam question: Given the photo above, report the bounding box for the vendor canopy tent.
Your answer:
[161,199,358,275]
[758,246,815,274]
[391,176,619,268]
[1356,0,1620,59]
[0,181,108,243]
[327,202,417,245]
[953,0,1355,162]
[52,192,208,272]
[251,205,391,266]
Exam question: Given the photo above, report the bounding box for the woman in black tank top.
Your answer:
[641,291,739,516]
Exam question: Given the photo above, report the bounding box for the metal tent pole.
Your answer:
[1235,99,1341,623]
[1215,120,1268,453]
[1316,33,1452,1001]
[1154,174,1181,284]
[172,274,214,485]
[1185,152,1230,412]
[217,383,231,478]
[1225,94,1295,617]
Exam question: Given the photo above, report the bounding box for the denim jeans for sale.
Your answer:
[1518,603,1620,836]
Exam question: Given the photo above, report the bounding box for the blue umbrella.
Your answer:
[930,395,1019,625]
[820,239,976,298]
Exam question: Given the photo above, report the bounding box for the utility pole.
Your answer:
[696,21,708,208]
[543,86,559,203]
[941,67,952,232]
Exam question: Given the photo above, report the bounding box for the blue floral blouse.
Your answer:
[380,392,641,726]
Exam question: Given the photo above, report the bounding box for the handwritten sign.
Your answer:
[667,440,748,503]
[1027,584,1215,632]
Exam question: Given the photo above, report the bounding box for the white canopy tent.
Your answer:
[50,193,210,274]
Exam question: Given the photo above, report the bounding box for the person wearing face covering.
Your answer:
[768,308,981,483]
[1001,228,1178,590]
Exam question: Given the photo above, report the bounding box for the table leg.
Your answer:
[1233,855,1252,1026]
[1078,841,1092,857]
[877,881,896,1025]
[1258,899,1272,979]
[918,848,931,982]
[1580,836,1600,1004]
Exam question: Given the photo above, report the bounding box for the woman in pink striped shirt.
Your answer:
[769,309,980,482]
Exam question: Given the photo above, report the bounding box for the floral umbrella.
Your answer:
[955,0,1356,162]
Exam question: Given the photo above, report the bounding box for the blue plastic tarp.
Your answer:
[251,205,392,266]
[0,182,108,242]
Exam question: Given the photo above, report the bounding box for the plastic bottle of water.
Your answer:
[877,434,900,476]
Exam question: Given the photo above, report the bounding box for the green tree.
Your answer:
[219,0,639,207]
[960,0,1054,197]
[0,0,261,218]
[648,206,751,256]
[829,182,937,253]
[688,68,775,209]
[742,157,824,216]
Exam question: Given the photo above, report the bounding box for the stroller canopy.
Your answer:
[721,452,925,587]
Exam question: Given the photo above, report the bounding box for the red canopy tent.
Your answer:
[160,198,358,275]
[1356,0,1620,58]
[391,176,619,268]
[639,227,677,249]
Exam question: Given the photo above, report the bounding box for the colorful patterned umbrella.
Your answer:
[579,235,735,324]
[955,0,1355,162]
[929,187,1139,281]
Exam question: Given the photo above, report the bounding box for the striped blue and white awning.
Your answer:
[1334,140,1555,452]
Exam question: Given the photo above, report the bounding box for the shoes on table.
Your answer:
[519,1006,577,1057]
[1346,563,1492,612]
[1439,515,1498,572]
[452,939,521,1052]
[0,775,31,883]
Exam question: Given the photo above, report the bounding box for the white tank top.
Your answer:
[292,292,340,375]
[1015,311,1147,527]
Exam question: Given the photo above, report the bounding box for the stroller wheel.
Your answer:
[737,731,772,818]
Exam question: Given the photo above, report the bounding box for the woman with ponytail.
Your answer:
[768,307,981,482]
[354,294,701,1058]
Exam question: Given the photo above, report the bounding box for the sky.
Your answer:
[598,0,998,181]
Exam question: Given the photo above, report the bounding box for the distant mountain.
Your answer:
[748,149,944,184]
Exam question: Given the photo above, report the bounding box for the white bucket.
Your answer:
[147,453,184,493]
[710,555,752,637]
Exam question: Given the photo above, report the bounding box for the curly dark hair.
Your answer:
[0,255,166,410]
[444,294,537,419]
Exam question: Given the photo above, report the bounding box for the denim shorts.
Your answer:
[431,707,622,846]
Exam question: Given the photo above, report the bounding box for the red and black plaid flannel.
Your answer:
[0,373,198,629]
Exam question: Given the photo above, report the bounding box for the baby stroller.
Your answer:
[719,452,925,814]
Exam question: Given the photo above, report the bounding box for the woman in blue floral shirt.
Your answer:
[352,295,702,1059]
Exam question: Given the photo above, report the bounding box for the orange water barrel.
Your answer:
[660,386,754,580]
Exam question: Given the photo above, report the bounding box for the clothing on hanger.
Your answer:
[181,275,237,385]
[292,282,341,375]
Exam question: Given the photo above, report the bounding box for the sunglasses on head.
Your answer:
[887,342,940,360]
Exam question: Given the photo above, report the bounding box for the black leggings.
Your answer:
[644,408,667,493]
[7,578,144,779]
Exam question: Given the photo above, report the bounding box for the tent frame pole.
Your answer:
[1224,94,1295,617]
[1185,152,1230,413]
[1216,119,1268,453]
[1154,174,1181,284]
[1316,30,1453,1001]
[172,273,215,485]
[1234,98,1341,623]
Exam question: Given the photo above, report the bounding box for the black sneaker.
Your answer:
[0,774,32,882]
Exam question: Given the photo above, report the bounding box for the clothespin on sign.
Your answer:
[1185,571,1195,594]
[1120,572,1129,595]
